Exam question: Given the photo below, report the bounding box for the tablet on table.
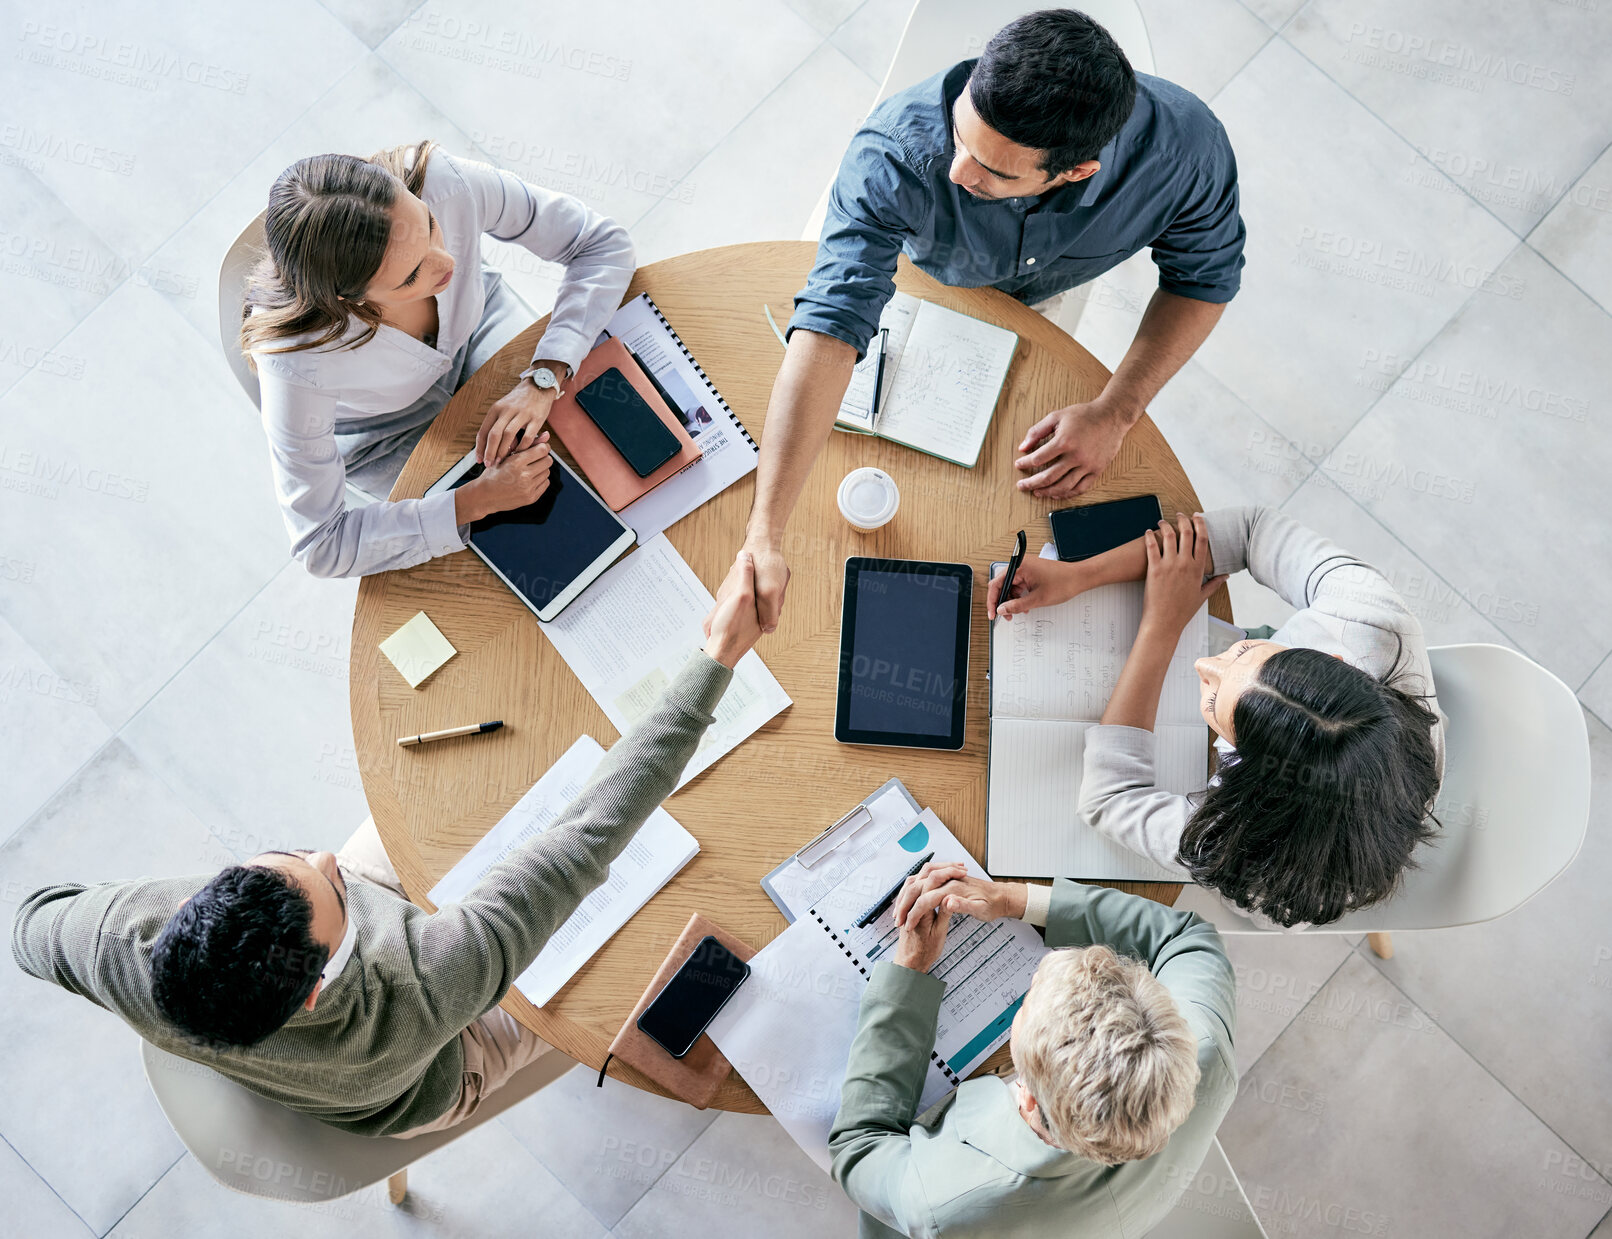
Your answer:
[834,557,972,751]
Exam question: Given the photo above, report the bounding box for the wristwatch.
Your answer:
[519,362,564,391]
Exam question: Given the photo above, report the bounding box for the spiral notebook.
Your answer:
[706,805,1048,1171]
[596,293,759,541]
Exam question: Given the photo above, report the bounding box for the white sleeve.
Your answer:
[447,153,635,374]
[1021,882,1052,928]
[259,364,466,579]
[1202,506,1413,633]
[1079,725,1194,877]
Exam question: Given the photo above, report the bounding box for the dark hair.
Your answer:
[1177,646,1442,927]
[151,865,329,1047]
[240,140,437,363]
[968,10,1138,175]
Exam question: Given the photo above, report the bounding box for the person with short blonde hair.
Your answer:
[829,864,1235,1238]
[1014,944,1200,1165]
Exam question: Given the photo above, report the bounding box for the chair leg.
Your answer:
[387,1169,407,1204]
[1367,932,1394,959]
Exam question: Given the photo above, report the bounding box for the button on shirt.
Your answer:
[790,61,1246,359]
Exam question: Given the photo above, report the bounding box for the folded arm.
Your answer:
[259,374,466,578]
[452,154,636,377]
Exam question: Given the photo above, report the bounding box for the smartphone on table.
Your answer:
[1049,494,1164,561]
[573,366,683,477]
[636,935,751,1059]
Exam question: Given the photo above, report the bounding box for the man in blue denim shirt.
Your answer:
[718,12,1245,633]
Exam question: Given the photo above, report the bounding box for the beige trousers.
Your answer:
[334,818,557,1138]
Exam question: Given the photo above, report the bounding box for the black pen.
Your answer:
[996,530,1028,615]
[868,327,889,429]
[855,851,935,928]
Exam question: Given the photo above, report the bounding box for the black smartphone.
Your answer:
[1049,495,1164,561]
[574,366,683,477]
[636,936,751,1059]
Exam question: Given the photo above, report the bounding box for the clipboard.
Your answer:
[760,777,921,922]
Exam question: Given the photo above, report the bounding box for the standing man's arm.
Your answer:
[739,330,858,632]
[1016,132,1246,501]
[716,130,927,633]
[1015,294,1225,502]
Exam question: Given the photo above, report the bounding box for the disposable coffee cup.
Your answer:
[837,467,900,531]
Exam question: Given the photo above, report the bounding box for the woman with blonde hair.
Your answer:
[241,140,634,578]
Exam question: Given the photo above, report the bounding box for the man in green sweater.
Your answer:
[829,862,1237,1237]
[11,554,764,1138]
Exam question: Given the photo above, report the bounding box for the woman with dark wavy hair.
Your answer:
[241,140,634,579]
[987,506,1443,927]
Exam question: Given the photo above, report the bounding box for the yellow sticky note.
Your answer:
[380,611,457,688]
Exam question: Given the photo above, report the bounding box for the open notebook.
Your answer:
[987,555,1210,881]
[428,735,698,1007]
[837,291,1017,468]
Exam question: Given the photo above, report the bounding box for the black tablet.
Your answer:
[426,449,635,622]
[835,558,972,750]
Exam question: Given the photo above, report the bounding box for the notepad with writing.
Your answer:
[428,735,698,1006]
[836,291,1017,468]
[987,578,1210,881]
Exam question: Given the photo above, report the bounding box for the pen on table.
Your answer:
[397,720,504,748]
[869,327,890,429]
[854,851,936,928]
[996,529,1028,615]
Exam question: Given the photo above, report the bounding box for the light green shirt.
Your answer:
[829,881,1237,1238]
[11,655,732,1136]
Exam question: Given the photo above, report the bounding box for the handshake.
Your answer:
[700,550,766,670]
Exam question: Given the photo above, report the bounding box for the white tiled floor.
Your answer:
[1,1,1608,1236]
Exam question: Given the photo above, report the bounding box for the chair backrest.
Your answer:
[1175,644,1592,934]
[801,0,1155,241]
[218,212,267,412]
[141,1039,572,1202]
[1146,1137,1268,1238]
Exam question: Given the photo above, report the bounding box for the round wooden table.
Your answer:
[351,241,1231,1113]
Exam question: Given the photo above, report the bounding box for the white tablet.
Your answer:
[426,449,635,622]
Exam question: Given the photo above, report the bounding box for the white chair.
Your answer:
[142,1037,574,1206]
[800,1,1155,243]
[1172,644,1593,956]
[1148,1137,1269,1239]
[218,213,268,412]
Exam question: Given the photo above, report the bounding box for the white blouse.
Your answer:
[1079,505,1447,881]
[253,151,635,579]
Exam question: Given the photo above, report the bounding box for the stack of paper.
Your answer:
[539,535,792,787]
[428,736,698,1007]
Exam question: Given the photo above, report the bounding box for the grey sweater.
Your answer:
[11,654,733,1136]
[1080,505,1446,877]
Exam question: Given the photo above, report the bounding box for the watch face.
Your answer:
[528,366,557,390]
